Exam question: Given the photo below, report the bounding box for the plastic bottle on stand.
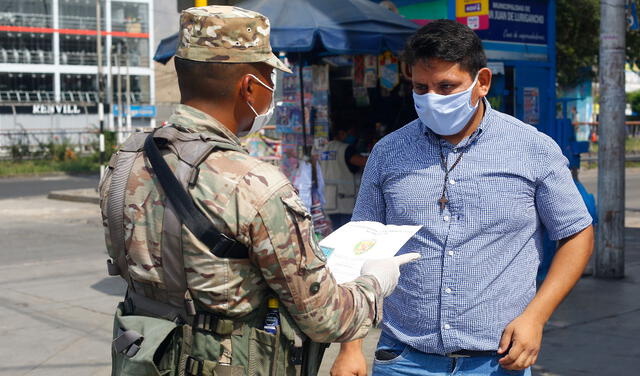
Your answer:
[263,298,280,334]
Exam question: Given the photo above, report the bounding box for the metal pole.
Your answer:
[297,55,309,159]
[96,0,105,180]
[125,43,132,134]
[596,0,626,278]
[107,43,113,130]
[116,43,123,144]
[106,0,113,131]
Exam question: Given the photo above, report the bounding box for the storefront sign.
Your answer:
[0,104,99,115]
[476,1,547,44]
[112,104,157,118]
[475,0,548,61]
[32,104,82,115]
[456,0,489,30]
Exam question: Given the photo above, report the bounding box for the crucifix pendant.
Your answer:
[438,195,449,210]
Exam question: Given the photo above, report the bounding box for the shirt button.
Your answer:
[448,250,454,256]
[445,287,452,294]
[309,282,321,295]
[449,179,456,185]
[444,323,451,330]
[443,215,450,222]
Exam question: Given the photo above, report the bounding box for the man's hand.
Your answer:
[497,312,544,371]
[360,253,421,297]
[497,226,593,371]
[330,340,366,376]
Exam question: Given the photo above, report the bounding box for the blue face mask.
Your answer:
[344,135,357,145]
[412,74,479,136]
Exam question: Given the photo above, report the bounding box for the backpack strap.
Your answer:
[144,128,250,260]
[143,128,249,321]
[106,132,149,282]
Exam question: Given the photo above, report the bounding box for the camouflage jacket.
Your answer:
[99,104,382,342]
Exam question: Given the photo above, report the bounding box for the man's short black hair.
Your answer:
[403,19,487,78]
[174,57,262,102]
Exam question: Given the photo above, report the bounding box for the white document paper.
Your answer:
[319,221,421,284]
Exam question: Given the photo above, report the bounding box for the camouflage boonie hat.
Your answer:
[177,5,292,73]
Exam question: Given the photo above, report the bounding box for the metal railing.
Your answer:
[58,15,107,30]
[0,12,147,34]
[111,20,149,34]
[0,48,54,65]
[60,91,98,103]
[59,51,104,66]
[0,90,151,104]
[0,12,52,28]
[0,91,56,102]
[0,50,149,66]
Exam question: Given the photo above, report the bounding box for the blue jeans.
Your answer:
[372,332,531,376]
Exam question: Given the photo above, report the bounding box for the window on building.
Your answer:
[60,34,107,66]
[0,0,53,28]
[111,74,150,104]
[112,1,148,34]
[112,37,149,67]
[0,73,54,102]
[61,73,98,102]
[59,0,106,30]
[0,32,54,64]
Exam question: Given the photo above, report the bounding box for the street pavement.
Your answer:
[0,170,639,375]
[579,168,640,210]
[0,174,98,200]
[0,195,122,376]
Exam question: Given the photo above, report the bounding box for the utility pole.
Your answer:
[125,43,132,133]
[596,0,626,278]
[116,43,123,144]
[96,0,105,180]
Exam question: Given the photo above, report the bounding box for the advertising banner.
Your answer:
[456,0,489,30]
[475,0,548,61]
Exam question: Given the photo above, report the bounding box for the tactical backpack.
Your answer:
[102,126,327,376]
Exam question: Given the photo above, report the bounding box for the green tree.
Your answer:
[556,0,600,89]
[557,0,640,89]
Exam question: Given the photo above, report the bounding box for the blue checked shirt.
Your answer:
[353,99,592,355]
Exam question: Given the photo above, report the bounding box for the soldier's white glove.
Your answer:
[360,253,421,297]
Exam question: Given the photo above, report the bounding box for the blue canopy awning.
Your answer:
[153,33,178,65]
[153,0,418,64]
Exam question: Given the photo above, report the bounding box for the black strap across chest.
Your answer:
[143,131,248,260]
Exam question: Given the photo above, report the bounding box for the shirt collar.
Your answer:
[422,97,494,149]
[167,104,243,147]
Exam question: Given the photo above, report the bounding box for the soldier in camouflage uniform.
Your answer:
[100,5,419,374]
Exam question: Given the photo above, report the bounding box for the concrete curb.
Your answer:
[48,189,99,204]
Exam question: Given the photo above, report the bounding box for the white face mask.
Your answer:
[412,74,479,136]
[243,72,276,136]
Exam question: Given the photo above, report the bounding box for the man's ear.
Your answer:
[401,62,412,81]
[239,74,255,104]
[477,67,492,97]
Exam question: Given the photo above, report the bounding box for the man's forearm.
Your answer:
[523,225,594,322]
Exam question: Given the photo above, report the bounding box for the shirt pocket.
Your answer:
[473,174,536,232]
[280,195,327,272]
